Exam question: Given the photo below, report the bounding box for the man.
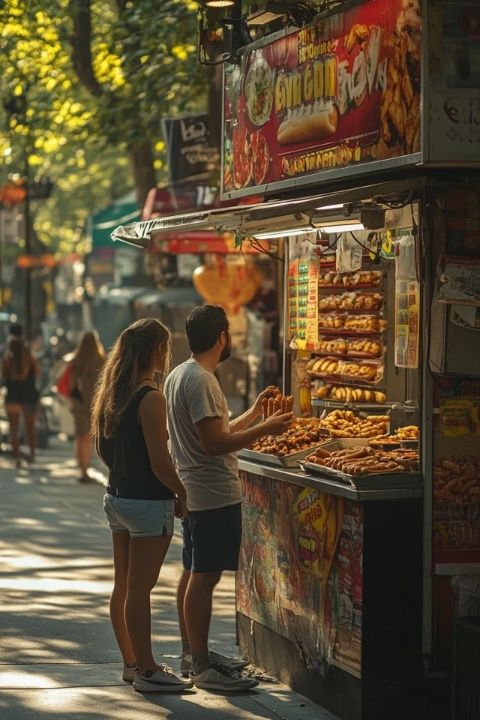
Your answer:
[164,305,293,692]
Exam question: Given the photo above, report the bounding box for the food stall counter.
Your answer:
[238,458,423,502]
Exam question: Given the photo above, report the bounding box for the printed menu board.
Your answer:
[395,279,420,368]
[222,0,421,198]
[288,258,319,349]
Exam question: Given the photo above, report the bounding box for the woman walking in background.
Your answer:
[1,332,40,467]
[91,318,190,693]
[69,331,105,482]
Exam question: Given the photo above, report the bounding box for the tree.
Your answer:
[0,0,205,251]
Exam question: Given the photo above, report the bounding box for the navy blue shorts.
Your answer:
[181,503,242,573]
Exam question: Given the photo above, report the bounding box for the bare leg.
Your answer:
[177,569,191,647]
[184,571,222,658]
[125,534,172,675]
[110,532,136,667]
[23,410,37,462]
[7,409,21,462]
[75,433,92,476]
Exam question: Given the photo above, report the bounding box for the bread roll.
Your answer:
[277,101,338,145]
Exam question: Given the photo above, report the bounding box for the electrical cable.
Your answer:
[375,191,414,209]
[348,232,382,261]
[248,237,284,261]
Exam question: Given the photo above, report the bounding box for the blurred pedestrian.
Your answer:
[91,318,190,693]
[1,333,40,467]
[69,331,105,483]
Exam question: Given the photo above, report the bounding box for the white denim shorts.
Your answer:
[103,494,175,537]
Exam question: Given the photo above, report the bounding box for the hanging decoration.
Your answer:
[193,257,262,314]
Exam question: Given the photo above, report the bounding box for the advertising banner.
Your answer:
[237,472,363,677]
[162,114,219,184]
[222,0,421,198]
[428,1,480,162]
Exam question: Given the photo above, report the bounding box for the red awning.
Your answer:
[150,231,267,255]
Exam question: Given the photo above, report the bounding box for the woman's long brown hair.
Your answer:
[73,331,105,376]
[4,337,29,377]
[90,318,171,438]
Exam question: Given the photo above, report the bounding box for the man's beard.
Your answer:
[219,336,232,362]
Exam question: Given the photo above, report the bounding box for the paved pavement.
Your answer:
[0,436,335,720]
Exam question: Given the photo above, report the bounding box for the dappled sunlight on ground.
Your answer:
[0,438,237,671]
[0,436,325,720]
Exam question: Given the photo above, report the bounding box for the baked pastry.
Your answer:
[347,339,382,357]
[318,314,345,329]
[344,315,383,332]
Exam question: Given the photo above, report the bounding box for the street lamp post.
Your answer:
[23,144,32,341]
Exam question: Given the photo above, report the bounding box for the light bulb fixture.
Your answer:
[198,0,252,65]
[316,222,365,234]
[205,0,234,6]
[314,203,344,211]
[253,227,315,240]
[247,2,316,28]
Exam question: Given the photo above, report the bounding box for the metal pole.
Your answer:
[24,145,32,341]
[0,210,4,308]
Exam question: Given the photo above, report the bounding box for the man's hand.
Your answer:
[261,409,294,436]
[252,386,279,418]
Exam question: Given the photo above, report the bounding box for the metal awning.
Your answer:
[111,177,426,248]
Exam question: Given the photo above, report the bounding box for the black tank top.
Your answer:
[5,363,39,405]
[99,386,174,500]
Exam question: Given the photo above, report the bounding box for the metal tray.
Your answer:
[238,443,330,468]
[301,461,421,490]
[400,439,419,449]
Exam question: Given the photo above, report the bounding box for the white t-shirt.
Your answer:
[164,358,241,511]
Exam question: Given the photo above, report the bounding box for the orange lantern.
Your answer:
[193,258,262,315]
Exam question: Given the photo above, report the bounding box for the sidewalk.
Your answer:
[0,436,335,720]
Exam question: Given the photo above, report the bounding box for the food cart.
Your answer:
[112,1,480,717]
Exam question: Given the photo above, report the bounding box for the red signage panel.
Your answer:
[222,0,422,198]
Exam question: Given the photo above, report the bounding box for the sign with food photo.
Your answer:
[222,0,421,197]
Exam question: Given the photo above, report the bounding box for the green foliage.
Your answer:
[0,0,206,252]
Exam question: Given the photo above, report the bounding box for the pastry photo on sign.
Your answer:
[277,100,339,145]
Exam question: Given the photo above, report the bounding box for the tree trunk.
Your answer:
[129,140,157,210]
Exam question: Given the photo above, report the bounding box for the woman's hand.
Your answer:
[174,493,189,519]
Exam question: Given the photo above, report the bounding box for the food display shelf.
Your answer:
[238,459,423,501]
[311,398,418,411]
[309,371,384,387]
[318,307,385,315]
[316,327,386,336]
[312,399,389,410]
[318,284,383,290]
[311,350,384,359]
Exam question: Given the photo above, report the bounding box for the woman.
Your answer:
[1,334,40,467]
[69,331,105,482]
[91,318,190,693]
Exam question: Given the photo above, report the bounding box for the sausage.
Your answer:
[262,398,268,420]
[267,398,274,417]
